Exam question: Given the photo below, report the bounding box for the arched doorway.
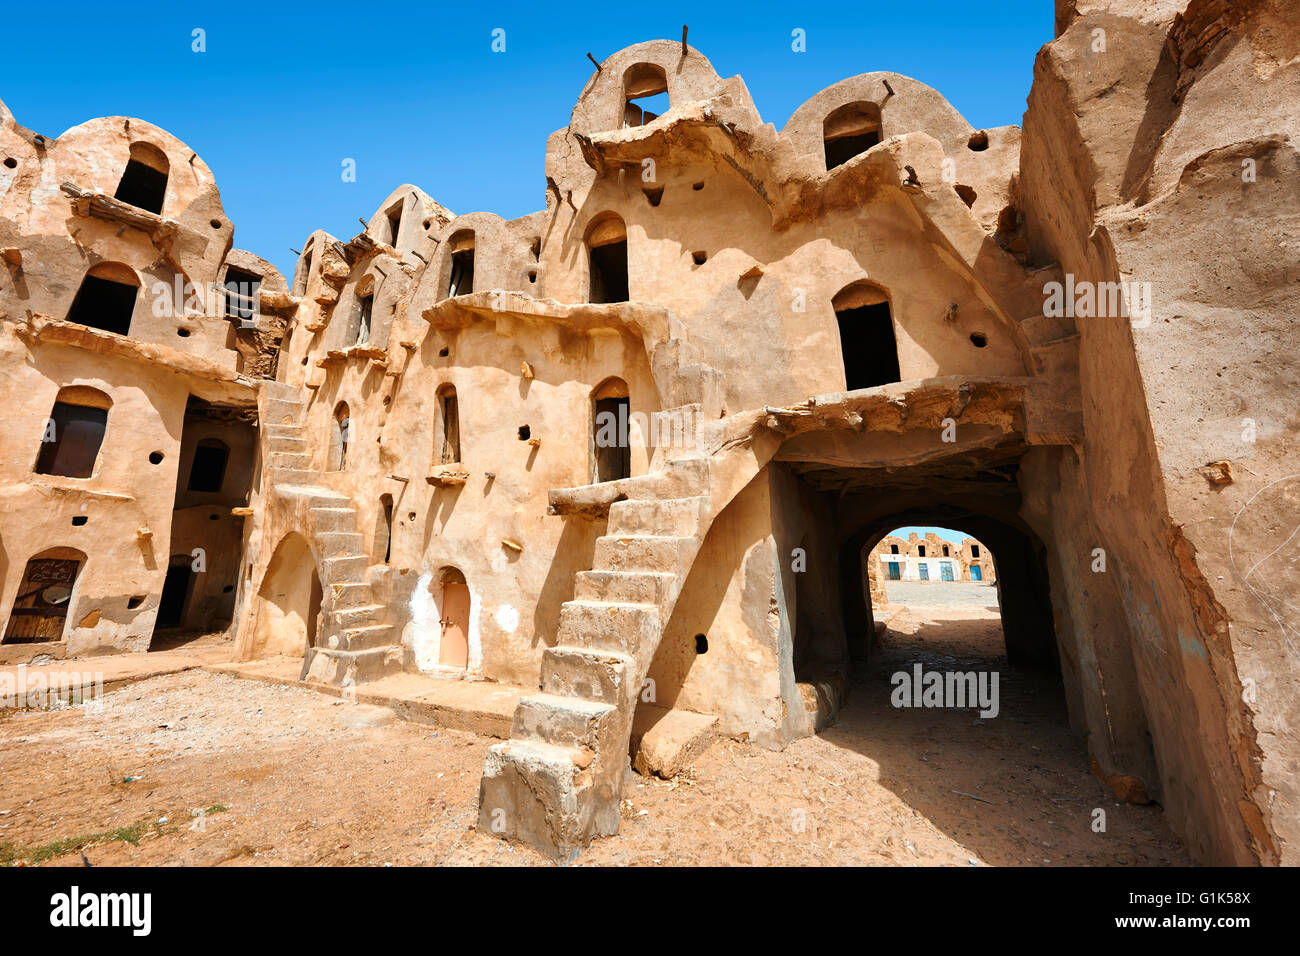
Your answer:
[591,377,631,482]
[248,533,322,659]
[832,280,900,391]
[3,547,86,644]
[438,568,470,668]
[586,214,628,303]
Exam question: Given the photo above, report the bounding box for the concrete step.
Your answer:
[269,467,319,485]
[322,554,368,583]
[478,736,619,858]
[265,423,306,440]
[268,451,312,470]
[329,582,373,608]
[316,531,364,557]
[267,435,308,453]
[311,506,359,532]
[344,623,393,651]
[512,693,617,750]
[276,486,349,508]
[263,397,303,426]
[302,644,403,685]
[557,601,660,656]
[540,646,635,705]
[261,380,301,403]
[575,570,675,606]
[609,496,708,537]
[332,603,386,628]
[593,535,696,574]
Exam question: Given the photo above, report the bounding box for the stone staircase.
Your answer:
[258,381,402,685]
[477,445,761,858]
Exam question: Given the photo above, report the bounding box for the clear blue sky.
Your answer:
[891,526,968,545]
[3,1,1050,280]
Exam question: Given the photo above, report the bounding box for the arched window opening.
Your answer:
[3,548,86,644]
[34,386,112,479]
[223,267,262,324]
[437,385,460,464]
[587,215,628,304]
[592,377,630,483]
[156,554,194,629]
[355,292,373,346]
[447,230,475,297]
[833,281,900,390]
[113,142,169,214]
[187,437,230,493]
[293,243,314,296]
[385,201,404,247]
[438,567,470,669]
[622,63,668,128]
[66,262,140,336]
[376,494,394,564]
[823,102,882,171]
[328,401,351,471]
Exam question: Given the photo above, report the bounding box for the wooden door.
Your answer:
[439,575,469,668]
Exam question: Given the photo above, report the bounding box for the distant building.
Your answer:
[867,531,996,586]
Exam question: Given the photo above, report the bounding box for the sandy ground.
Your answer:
[0,600,1189,866]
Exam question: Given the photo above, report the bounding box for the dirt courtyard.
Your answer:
[0,596,1189,866]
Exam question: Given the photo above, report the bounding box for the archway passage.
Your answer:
[248,533,322,659]
[767,432,1164,859]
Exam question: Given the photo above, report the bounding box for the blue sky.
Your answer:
[3,2,1050,280]
[891,526,968,545]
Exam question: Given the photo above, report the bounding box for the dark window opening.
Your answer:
[691,250,707,266]
[448,240,475,297]
[113,159,167,214]
[35,401,108,479]
[593,393,630,483]
[890,544,899,554]
[589,241,628,304]
[968,130,989,151]
[71,515,88,526]
[67,274,138,336]
[643,186,664,207]
[970,332,988,348]
[224,267,261,323]
[836,301,900,390]
[127,595,145,609]
[694,633,709,654]
[622,63,668,128]
[377,493,393,564]
[823,101,883,171]
[971,544,980,558]
[329,403,351,471]
[943,545,950,557]
[438,387,460,464]
[157,560,193,629]
[918,545,926,557]
[386,205,403,246]
[356,293,373,346]
[187,438,229,493]
[518,425,531,441]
